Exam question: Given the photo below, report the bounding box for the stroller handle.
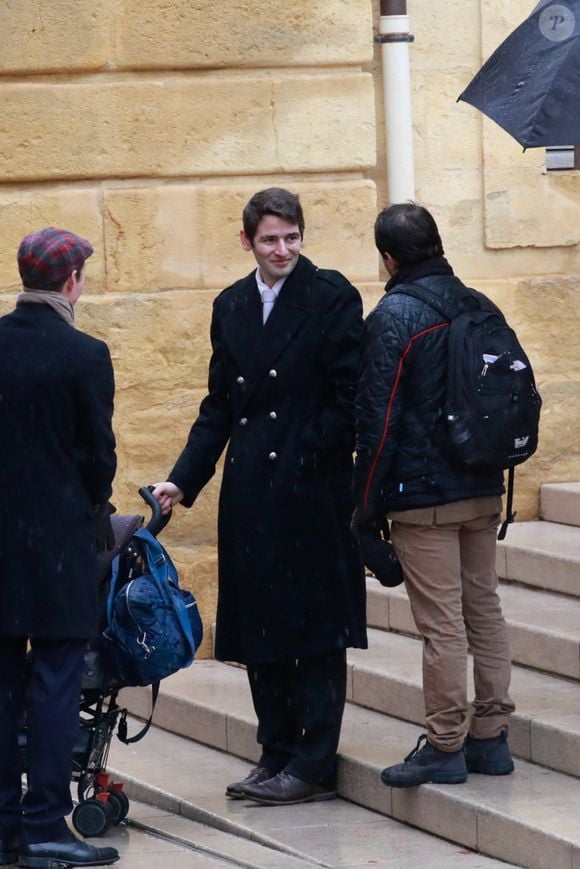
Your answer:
[139,486,172,537]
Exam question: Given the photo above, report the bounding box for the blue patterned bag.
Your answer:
[104,528,203,687]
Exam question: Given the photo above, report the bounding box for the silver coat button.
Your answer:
[237,376,245,384]
[269,369,277,378]
[239,417,248,426]
[269,411,277,420]
[269,451,278,461]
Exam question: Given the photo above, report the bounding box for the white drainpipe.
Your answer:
[377,0,416,203]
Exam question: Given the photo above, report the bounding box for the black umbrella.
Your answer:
[458,0,580,148]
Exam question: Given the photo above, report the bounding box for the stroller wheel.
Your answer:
[72,797,114,838]
[107,789,130,824]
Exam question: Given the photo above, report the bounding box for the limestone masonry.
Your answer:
[1,0,579,653]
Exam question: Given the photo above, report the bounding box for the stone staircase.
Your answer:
[114,482,580,869]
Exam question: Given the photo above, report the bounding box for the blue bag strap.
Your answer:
[133,529,197,661]
[106,554,123,625]
[133,528,178,587]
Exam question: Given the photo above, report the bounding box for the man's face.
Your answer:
[240,215,303,287]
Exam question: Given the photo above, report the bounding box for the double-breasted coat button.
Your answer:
[269,452,278,461]
[236,376,245,384]
[269,369,277,378]
[269,411,277,420]
[239,417,248,426]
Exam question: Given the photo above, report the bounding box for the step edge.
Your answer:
[109,768,329,868]
[127,815,320,869]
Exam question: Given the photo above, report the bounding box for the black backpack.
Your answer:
[390,279,542,539]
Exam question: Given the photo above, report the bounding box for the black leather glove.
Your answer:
[94,502,116,552]
[350,504,385,539]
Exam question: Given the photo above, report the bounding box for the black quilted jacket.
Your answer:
[354,258,504,514]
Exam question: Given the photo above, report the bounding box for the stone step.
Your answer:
[108,717,507,869]
[349,627,580,779]
[497,520,580,597]
[540,483,580,527]
[367,577,580,681]
[118,662,580,869]
[99,799,288,868]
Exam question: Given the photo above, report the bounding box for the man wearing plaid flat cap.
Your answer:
[0,228,119,867]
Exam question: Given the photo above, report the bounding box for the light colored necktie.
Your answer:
[261,288,276,324]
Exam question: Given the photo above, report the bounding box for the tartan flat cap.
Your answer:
[18,227,93,291]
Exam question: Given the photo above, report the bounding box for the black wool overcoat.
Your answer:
[0,303,116,639]
[169,255,367,664]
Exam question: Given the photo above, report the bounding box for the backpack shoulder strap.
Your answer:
[498,467,517,541]
[388,282,452,319]
[389,277,484,322]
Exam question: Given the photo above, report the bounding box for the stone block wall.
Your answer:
[3,1,580,652]
[0,0,377,655]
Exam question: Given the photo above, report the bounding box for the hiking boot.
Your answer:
[380,734,468,788]
[465,729,514,775]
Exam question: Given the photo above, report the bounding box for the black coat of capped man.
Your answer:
[0,227,119,868]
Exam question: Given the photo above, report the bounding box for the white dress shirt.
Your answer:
[255,270,286,323]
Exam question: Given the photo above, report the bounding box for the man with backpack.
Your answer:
[353,203,537,788]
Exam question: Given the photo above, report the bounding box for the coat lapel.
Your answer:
[218,272,263,373]
[246,259,312,369]
[220,256,316,408]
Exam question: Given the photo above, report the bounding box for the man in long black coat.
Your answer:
[154,188,367,806]
[0,228,118,867]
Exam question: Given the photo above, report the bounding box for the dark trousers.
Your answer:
[0,636,86,844]
[246,650,347,788]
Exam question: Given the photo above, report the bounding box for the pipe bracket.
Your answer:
[374,33,415,43]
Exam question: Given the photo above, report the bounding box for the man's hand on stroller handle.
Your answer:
[152,482,184,515]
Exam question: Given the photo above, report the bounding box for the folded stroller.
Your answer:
[19,487,177,838]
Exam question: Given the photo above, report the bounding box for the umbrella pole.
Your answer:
[377,0,415,203]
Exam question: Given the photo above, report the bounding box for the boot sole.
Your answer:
[381,771,468,788]
[467,763,514,776]
[244,791,337,806]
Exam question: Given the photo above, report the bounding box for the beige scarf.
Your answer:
[17,288,75,327]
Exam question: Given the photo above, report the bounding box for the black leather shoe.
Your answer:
[225,765,275,798]
[0,839,17,866]
[18,835,119,868]
[243,771,336,806]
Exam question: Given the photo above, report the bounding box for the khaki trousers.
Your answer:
[390,504,514,752]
